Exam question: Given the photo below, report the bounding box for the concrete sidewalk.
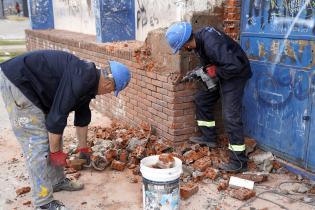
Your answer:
[0,19,30,40]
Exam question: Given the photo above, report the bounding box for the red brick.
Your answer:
[146,84,157,92]
[204,167,219,180]
[180,182,199,200]
[157,74,168,82]
[152,92,163,100]
[193,157,211,172]
[152,79,163,87]
[230,188,256,201]
[152,103,163,112]
[111,160,126,171]
[157,87,168,95]
[217,180,229,191]
[146,71,157,79]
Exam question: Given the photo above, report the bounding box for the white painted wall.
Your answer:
[52,0,223,40]
[135,0,224,41]
[53,0,96,35]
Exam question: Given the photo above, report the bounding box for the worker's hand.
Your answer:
[77,147,92,167]
[206,65,217,78]
[50,151,68,167]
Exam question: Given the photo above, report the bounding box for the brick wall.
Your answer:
[223,0,241,41]
[25,29,201,143]
[25,5,229,143]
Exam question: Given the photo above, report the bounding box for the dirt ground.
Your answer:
[0,103,314,210]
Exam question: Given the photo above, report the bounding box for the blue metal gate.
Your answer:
[240,0,315,171]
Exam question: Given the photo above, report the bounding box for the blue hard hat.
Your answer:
[109,61,131,96]
[165,22,192,54]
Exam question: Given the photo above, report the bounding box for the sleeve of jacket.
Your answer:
[45,57,96,134]
[203,35,249,79]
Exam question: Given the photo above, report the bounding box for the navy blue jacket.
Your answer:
[194,27,252,80]
[0,50,100,134]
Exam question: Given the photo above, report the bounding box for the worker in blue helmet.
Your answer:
[166,22,252,173]
[0,50,130,210]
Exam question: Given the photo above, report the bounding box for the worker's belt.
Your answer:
[197,120,215,127]
[228,144,246,152]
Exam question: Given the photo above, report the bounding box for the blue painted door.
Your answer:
[240,0,315,171]
[95,0,135,42]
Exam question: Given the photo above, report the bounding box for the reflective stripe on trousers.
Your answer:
[197,120,215,127]
[0,69,65,207]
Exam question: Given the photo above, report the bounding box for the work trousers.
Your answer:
[194,77,248,150]
[0,69,64,207]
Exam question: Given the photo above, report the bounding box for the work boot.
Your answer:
[36,200,69,210]
[219,151,248,173]
[189,136,217,148]
[53,178,84,192]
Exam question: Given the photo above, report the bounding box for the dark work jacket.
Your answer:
[194,27,252,80]
[0,50,100,134]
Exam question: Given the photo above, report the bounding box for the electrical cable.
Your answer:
[236,181,315,210]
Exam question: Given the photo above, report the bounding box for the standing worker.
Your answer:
[165,22,252,172]
[0,50,131,210]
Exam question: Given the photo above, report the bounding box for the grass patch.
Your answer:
[0,40,26,46]
[0,57,10,63]
[5,16,29,21]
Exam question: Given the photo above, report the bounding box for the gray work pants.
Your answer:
[0,68,65,207]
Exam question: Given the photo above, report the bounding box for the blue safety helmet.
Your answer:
[109,61,131,96]
[165,22,192,54]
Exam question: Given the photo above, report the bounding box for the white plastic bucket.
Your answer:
[140,155,182,210]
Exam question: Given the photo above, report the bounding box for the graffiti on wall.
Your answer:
[135,0,223,41]
[53,0,95,34]
[95,0,135,42]
[245,0,314,35]
[30,0,50,24]
[241,0,315,163]
[29,0,54,29]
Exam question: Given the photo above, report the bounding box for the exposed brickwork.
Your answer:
[25,5,227,143]
[25,29,201,143]
[223,0,241,41]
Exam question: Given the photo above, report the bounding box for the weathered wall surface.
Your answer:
[135,0,224,41]
[53,0,96,35]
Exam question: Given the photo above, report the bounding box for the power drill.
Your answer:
[180,65,218,91]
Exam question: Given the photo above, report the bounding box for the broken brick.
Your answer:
[22,201,31,206]
[230,188,256,201]
[159,153,175,164]
[111,160,126,171]
[192,170,205,182]
[193,157,211,172]
[180,182,199,200]
[132,166,140,175]
[133,145,146,159]
[183,150,206,164]
[119,150,128,163]
[217,180,229,191]
[236,174,268,183]
[16,187,31,196]
[129,176,138,183]
[204,168,219,180]
[72,172,81,180]
[68,159,86,171]
[272,160,282,170]
[105,149,117,162]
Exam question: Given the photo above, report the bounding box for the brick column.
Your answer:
[223,0,241,41]
[28,0,54,29]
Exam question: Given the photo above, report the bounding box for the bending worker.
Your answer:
[0,50,131,210]
[165,22,252,172]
